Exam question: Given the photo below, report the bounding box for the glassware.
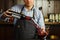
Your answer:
[58,13,60,23]
[55,14,58,22]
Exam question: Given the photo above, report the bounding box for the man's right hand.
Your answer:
[3,9,13,17]
[1,9,14,23]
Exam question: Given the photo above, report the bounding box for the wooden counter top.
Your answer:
[0,20,60,25]
[45,21,60,25]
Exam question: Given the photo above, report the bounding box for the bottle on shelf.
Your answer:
[58,13,60,23]
[48,13,55,22]
[55,14,59,22]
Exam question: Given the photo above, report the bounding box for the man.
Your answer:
[0,0,48,40]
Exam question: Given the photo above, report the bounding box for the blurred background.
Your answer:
[0,0,60,40]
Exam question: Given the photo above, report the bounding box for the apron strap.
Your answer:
[20,5,35,20]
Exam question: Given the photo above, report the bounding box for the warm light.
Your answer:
[50,35,58,39]
[50,35,55,39]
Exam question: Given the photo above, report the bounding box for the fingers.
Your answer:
[40,28,49,36]
[6,10,12,14]
[3,12,12,17]
[3,9,13,17]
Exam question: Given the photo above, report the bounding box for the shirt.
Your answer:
[0,4,45,29]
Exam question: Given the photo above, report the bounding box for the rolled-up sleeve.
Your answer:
[38,11,45,30]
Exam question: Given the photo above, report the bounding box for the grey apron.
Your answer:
[15,19,37,40]
[14,6,38,40]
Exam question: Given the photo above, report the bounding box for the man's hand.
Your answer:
[37,27,49,38]
[40,28,48,36]
[1,9,14,23]
[3,9,12,17]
